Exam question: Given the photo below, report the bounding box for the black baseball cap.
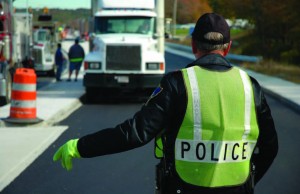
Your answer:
[192,13,230,45]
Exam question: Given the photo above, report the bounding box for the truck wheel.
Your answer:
[0,69,12,106]
[85,87,97,103]
[48,68,56,77]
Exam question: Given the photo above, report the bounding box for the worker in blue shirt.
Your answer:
[55,43,65,81]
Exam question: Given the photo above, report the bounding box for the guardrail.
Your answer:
[165,42,262,64]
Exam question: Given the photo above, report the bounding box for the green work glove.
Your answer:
[53,139,81,171]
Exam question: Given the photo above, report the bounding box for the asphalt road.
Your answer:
[2,53,299,194]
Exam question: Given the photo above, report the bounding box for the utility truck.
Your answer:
[84,0,165,101]
[32,8,59,76]
[0,0,34,106]
[32,28,55,76]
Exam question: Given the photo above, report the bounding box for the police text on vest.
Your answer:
[175,139,256,163]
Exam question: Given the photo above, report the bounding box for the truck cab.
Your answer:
[84,0,165,101]
[32,10,59,76]
[32,28,55,75]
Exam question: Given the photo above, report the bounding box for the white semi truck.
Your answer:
[32,10,59,76]
[84,0,165,101]
[32,28,55,76]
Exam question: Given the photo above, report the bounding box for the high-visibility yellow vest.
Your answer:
[155,136,164,158]
[176,66,259,187]
[156,65,259,187]
[70,57,83,62]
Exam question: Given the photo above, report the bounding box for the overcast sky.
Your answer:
[13,0,91,9]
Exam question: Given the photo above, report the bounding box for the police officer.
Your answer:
[53,13,278,194]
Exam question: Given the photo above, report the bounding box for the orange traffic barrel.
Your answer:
[5,68,42,124]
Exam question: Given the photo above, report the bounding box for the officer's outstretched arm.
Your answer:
[53,139,81,171]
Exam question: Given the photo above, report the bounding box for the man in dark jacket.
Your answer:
[67,38,85,82]
[55,43,64,81]
[53,13,278,194]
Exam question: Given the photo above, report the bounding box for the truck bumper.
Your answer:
[84,73,164,89]
[34,64,54,71]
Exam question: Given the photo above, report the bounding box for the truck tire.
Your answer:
[0,68,12,106]
[85,87,97,103]
[48,68,56,77]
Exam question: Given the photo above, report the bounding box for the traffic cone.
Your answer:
[5,68,42,124]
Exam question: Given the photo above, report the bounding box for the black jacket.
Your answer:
[77,54,278,194]
[68,44,85,60]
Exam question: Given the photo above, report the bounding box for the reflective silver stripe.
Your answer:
[10,100,36,108]
[12,83,36,92]
[175,139,256,163]
[187,67,202,140]
[239,70,252,140]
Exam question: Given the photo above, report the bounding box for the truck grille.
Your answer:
[32,49,42,65]
[106,45,141,71]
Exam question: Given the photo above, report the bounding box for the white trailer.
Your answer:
[13,13,33,66]
[84,0,165,101]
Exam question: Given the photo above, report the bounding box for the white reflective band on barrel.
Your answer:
[12,83,36,92]
[11,100,36,108]
[239,70,252,140]
[175,139,256,163]
[187,67,202,140]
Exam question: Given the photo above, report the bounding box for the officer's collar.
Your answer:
[186,53,232,69]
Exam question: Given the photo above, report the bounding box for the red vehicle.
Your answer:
[0,0,33,106]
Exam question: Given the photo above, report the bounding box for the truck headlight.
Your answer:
[85,62,101,70]
[146,63,164,70]
[147,63,159,70]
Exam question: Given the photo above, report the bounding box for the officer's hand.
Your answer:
[53,139,81,171]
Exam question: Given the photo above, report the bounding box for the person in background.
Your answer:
[67,38,85,82]
[53,13,278,194]
[55,43,64,82]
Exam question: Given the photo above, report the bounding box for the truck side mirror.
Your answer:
[89,33,96,39]
[153,33,159,39]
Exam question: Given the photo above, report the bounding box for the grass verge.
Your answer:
[240,61,300,84]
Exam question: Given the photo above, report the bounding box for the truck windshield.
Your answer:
[38,31,50,42]
[94,17,154,35]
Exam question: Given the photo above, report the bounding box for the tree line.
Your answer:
[165,0,300,65]
[20,0,300,65]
